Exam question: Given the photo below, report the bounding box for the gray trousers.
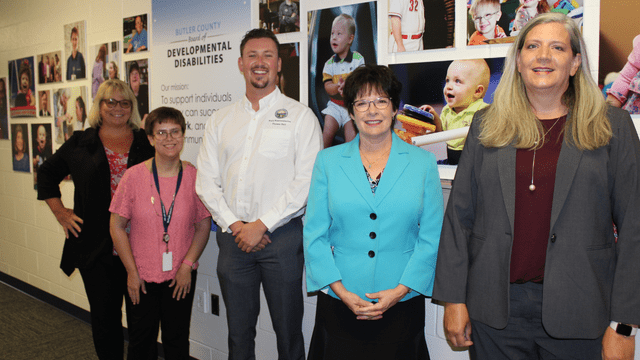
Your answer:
[470,282,603,360]
[216,217,305,360]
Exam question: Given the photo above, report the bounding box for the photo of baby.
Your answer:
[8,57,37,118]
[390,57,505,163]
[308,2,377,148]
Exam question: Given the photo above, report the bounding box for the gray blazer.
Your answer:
[433,106,640,339]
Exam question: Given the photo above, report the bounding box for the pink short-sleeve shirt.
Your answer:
[110,162,211,283]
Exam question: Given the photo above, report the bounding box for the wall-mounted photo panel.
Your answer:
[124,14,149,53]
[279,42,300,101]
[11,123,30,172]
[31,123,53,188]
[53,86,87,145]
[125,59,149,122]
[37,51,63,84]
[260,0,300,34]
[91,42,122,98]
[390,57,505,163]
[599,0,640,115]
[308,2,377,148]
[9,57,37,118]
[467,0,584,46]
[0,77,7,139]
[39,90,52,117]
[64,21,87,81]
[388,0,455,53]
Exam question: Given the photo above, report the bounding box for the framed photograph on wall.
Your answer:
[64,21,87,81]
[37,51,63,84]
[0,77,8,139]
[8,57,37,118]
[124,14,149,53]
[11,123,30,172]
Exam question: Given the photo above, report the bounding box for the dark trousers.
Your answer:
[124,271,197,360]
[216,217,305,360]
[79,255,127,360]
[469,282,603,360]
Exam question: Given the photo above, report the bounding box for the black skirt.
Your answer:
[307,292,431,360]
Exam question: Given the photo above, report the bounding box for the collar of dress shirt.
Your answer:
[242,87,282,114]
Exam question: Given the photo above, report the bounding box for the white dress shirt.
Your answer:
[196,87,323,233]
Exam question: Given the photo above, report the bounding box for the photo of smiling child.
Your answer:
[468,0,506,46]
[31,123,53,187]
[321,13,365,148]
[9,57,37,117]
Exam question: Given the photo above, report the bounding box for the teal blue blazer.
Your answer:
[304,133,444,301]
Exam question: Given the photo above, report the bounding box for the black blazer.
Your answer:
[433,106,640,338]
[37,127,154,275]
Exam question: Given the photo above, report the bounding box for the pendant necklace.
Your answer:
[529,117,562,191]
[361,146,391,169]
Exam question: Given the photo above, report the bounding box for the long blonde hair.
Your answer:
[479,13,611,150]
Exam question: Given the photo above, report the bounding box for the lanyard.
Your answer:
[152,158,183,251]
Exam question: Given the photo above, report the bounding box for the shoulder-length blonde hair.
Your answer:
[479,13,611,150]
[88,79,141,130]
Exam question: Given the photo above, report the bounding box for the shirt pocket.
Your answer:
[258,129,290,160]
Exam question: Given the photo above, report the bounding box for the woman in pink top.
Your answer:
[110,106,211,360]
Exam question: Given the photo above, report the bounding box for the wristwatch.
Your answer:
[610,321,638,337]
[182,259,198,270]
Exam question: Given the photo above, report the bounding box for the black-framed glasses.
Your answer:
[154,128,183,140]
[102,98,132,109]
[473,11,499,23]
[353,97,392,112]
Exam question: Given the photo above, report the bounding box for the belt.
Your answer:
[402,34,423,39]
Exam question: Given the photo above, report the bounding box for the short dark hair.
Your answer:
[240,28,280,57]
[145,106,186,135]
[18,60,32,87]
[70,26,78,39]
[128,61,140,77]
[342,64,402,117]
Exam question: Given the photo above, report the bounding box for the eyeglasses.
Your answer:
[102,98,132,109]
[154,128,183,140]
[353,97,392,112]
[473,11,499,23]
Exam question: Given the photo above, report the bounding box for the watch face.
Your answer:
[615,323,633,337]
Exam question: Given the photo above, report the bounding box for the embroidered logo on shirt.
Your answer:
[275,109,288,119]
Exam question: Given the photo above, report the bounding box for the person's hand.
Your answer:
[234,220,268,253]
[396,43,406,52]
[251,234,271,252]
[52,207,83,238]
[127,272,146,305]
[602,326,635,360]
[362,285,411,320]
[338,289,381,320]
[606,94,623,108]
[170,263,193,300]
[443,302,474,347]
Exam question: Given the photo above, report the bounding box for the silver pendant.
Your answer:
[163,233,170,243]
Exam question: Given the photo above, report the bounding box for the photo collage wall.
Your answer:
[4,14,150,188]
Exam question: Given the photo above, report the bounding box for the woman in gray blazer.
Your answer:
[433,13,640,360]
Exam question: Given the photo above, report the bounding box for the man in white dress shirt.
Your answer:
[196,28,322,360]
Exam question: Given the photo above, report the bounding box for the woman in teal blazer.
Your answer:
[303,64,444,360]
